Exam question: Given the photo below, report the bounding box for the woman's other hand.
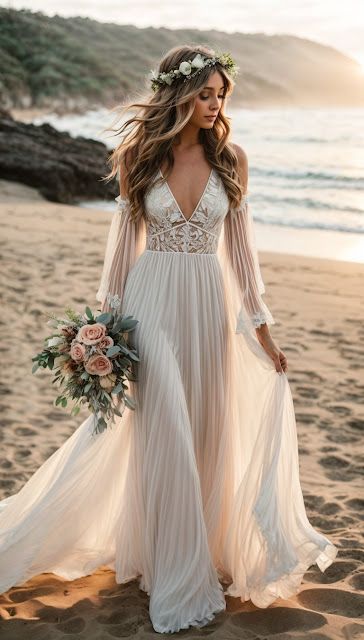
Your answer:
[255,324,288,374]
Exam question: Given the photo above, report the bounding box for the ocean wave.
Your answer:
[253,216,364,234]
[253,194,364,216]
[251,167,364,188]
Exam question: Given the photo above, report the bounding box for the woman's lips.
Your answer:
[205,116,216,120]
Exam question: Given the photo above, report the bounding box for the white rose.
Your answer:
[47,336,64,347]
[191,54,205,69]
[164,74,173,85]
[179,61,192,75]
[158,72,171,85]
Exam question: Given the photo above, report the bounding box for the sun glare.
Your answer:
[355,54,364,74]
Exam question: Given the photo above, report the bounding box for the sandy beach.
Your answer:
[0,181,363,639]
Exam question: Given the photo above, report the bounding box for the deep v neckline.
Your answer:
[159,167,214,223]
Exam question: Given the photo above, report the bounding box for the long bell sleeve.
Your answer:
[96,195,146,313]
[223,193,275,334]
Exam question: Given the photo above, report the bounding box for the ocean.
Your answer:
[32,106,364,263]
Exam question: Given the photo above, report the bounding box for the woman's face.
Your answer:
[190,70,226,129]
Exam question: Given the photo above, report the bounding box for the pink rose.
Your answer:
[70,341,86,362]
[77,323,107,345]
[99,336,114,350]
[85,354,113,376]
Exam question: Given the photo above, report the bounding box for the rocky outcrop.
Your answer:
[0,109,117,203]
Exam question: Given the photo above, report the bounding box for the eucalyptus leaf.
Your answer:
[106,345,121,357]
[127,351,140,362]
[119,318,139,331]
[124,393,136,410]
[85,306,94,321]
[96,312,113,325]
[112,316,127,334]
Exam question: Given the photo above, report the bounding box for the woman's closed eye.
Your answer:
[200,94,225,100]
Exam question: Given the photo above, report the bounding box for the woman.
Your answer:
[0,44,337,634]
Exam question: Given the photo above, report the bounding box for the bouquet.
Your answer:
[31,294,140,436]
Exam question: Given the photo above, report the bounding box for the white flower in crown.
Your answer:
[150,51,239,92]
[179,61,192,75]
[160,72,173,85]
[190,54,205,69]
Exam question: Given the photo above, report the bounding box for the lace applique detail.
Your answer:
[251,310,269,328]
[144,169,229,254]
[236,308,270,332]
[115,195,130,215]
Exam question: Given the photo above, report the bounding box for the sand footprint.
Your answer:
[305,560,358,584]
[229,606,327,634]
[7,585,57,603]
[348,574,364,591]
[297,588,364,618]
[55,616,86,634]
[342,622,364,640]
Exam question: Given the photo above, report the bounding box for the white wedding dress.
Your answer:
[0,166,338,633]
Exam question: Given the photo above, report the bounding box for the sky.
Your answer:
[3,0,364,69]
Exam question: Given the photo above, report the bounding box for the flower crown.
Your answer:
[150,51,239,92]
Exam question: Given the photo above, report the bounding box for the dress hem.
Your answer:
[224,541,338,607]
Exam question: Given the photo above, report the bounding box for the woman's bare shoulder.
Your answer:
[231,142,248,190]
[231,142,248,166]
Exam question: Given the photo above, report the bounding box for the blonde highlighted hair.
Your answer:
[101,43,244,222]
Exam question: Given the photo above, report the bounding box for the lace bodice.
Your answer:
[97,167,275,332]
[143,168,232,253]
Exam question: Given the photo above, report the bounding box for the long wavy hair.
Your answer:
[101,43,243,222]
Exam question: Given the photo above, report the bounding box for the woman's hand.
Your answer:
[255,324,288,374]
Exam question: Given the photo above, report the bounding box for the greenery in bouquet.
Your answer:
[31,295,140,435]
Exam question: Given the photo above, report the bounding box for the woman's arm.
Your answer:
[96,154,145,313]
[224,144,275,331]
[223,143,287,373]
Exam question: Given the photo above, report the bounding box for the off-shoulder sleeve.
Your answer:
[223,194,275,333]
[96,195,146,313]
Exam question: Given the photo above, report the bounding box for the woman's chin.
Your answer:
[200,121,215,129]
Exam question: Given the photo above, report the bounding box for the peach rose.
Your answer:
[98,335,114,350]
[77,323,107,345]
[70,341,86,362]
[85,354,113,376]
[100,373,117,391]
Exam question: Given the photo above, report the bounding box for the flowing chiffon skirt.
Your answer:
[0,247,338,633]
